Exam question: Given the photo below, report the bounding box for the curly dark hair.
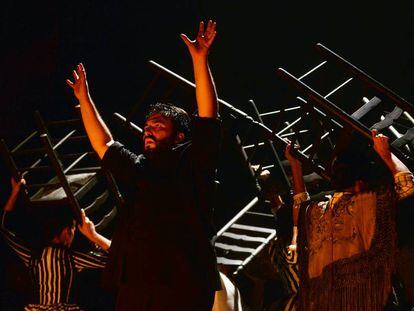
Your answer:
[30,205,75,257]
[146,103,191,140]
[330,135,393,191]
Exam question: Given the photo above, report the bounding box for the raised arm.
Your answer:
[66,64,113,159]
[372,129,414,200]
[372,129,410,175]
[3,178,25,214]
[284,143,308,225]
[284,144,306,196]
[284,143,309,250]
[1,178,32,266]
[181,20,218,118]
[77,209,111,251]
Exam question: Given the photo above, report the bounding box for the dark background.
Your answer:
[1,0,414,309]
[1,0,413,199]
[1,0,414,247]
[0,0,413,240]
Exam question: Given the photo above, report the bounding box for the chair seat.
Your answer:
[31,172,96,201]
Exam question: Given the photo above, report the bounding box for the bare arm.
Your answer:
[3,178,25,214]
[372,129,410,175]
[372,129,414,199]
[181,21,218,118]
[285,144,306,196]
[284,143,310,250]
[66,64,113,159]
[78,209,111,251]
[284,143,307,227]
[1,178,32,266]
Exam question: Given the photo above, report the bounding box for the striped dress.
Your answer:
[1,212,107,311]
[267,239,299,311]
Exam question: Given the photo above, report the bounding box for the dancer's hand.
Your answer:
[180,20,217,59]
[372,129,391,161]
[78,209,111,250]
[288,226,298,252]
[66,63,90,102]
[284,142,301,167]
[10,178,25,197]
[78,209,97,241]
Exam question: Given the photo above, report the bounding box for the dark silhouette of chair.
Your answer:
[0,108,122,234]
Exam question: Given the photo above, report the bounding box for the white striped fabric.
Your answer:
[1,211,107,308]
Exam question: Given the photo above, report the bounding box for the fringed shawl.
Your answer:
[298,189,397,311]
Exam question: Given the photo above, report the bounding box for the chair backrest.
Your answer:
[0,109,121,233]
[34,109,122,232]
[275,43,414,174]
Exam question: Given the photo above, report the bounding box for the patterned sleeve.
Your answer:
[293,192,311,207]
[72,249,107,272]
[1,211,31,267]
[394,171,414,200]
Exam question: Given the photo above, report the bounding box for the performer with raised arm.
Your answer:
[67,20,221,310]
[284,131,414,310]
[1,178,109,311]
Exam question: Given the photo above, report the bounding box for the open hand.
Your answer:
[66,63,90,101]
[180,20,217,58]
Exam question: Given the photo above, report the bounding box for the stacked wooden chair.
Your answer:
[130,45,414,276]
[0,107,122,237]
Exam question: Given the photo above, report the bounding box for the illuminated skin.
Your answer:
[3,178,110,251]
[180,20,218,118]
[284,130,411,250]
[66,20,218,159]
[54,209,111,250]
[66,21,219,308]
[77,208,111,251]
[143,113,184,153]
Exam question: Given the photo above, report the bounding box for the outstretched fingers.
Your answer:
[180,33,193,47]
[72,69,79,81]
[66,63,87,89]
[197,21,204,38]
[77,63,86,80]
[205,20,216,37]
[202,20,217,47]
[66,79,74,88]
[206,30,217,46]
[181,21,217,55]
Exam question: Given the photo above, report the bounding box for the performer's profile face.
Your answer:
[61,220,76,247]
[143,113,177,152]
